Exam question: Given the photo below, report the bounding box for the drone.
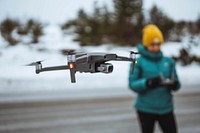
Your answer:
[26,51,139,83]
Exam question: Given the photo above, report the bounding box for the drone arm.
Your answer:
[36,63,76,83]
[114,56,137,74]
[115,56,133,61]
[36,65,69,73]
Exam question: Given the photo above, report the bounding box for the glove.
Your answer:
[146,76,162,89]
[167,80,179,90]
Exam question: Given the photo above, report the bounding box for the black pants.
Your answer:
[137,111,177,133]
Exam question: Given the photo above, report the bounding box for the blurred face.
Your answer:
[146,43,161,53]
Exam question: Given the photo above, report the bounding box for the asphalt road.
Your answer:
[0,91,200,133]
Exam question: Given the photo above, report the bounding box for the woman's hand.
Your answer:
[146,76,162,89]
[166,80,179,91]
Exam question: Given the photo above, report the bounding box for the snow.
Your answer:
[0,25,200,94]
[177,63,200,85]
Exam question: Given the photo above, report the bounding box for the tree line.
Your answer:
[0,0,200,46]
[61,0,200,46]
[0,18,43,46]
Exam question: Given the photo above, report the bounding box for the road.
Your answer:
[0,90,200,133]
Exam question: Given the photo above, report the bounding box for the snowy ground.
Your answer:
[0,25,200,95]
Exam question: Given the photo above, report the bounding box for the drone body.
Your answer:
[27,52,138,83]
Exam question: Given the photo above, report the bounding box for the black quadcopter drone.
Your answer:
[26,51,139,83]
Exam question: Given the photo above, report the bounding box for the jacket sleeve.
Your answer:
[128,62,147,93]
[171,59,181,91]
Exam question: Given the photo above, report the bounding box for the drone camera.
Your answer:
[97,63,113,73]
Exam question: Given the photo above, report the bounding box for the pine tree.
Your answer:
[17,19,43,44]
[101,5,114,43]
[31,22,43,43]
[75,9,90,45]
[193,16,200,34]
[172,21,186,41]
[27,19,43,43]
[0,18,20,45]
[196,16,200,33]
[113,0,143,45]
[149,5,175,40]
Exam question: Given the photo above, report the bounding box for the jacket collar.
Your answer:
[137,44,163,61]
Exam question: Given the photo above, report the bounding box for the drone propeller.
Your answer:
[25,60,45,66]
[61,49,84,55]
[130,51,139,54]
[61,49,76,55]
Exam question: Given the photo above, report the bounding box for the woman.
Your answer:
[129,24,181,133]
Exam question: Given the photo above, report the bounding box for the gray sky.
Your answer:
[0,0,199,24]
[143,0,200,21]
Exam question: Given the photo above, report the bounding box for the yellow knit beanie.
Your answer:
[142,24,164,47]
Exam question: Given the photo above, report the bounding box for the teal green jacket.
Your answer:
[129,45,181,114]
